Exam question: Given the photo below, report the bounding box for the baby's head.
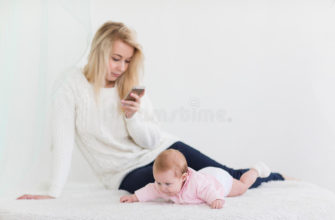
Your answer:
[153,149,188,196]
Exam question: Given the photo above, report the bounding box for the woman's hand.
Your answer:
[16,194,55,200]
[210,199,224,209]
[120,194,139,203]
[121,91,145,119]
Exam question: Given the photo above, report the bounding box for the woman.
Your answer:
[17,21,284,200]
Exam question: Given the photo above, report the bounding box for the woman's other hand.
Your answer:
[16,194,55,200]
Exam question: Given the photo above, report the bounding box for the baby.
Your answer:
[120,149,271,209]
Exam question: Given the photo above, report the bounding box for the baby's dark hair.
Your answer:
[153,149,188,177]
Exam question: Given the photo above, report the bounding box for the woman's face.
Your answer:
[105,40,134,87]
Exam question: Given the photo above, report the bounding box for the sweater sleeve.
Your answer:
[47,81,76,198]
[134,183,161,202]
[124,94,161,149]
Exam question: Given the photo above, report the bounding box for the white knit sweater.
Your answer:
[48,69,179,198]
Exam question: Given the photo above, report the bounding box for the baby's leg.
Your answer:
[227,168,258,197]
[228,162,271,197]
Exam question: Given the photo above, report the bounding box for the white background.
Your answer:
[1,0,334,196]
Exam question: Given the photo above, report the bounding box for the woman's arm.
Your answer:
[48,82,76,198]
[123,93,161,149]
[17,81,76,200]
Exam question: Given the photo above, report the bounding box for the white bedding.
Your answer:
[1,181,335,220]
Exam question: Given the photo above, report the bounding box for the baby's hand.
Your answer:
[210,199,224,209]
[120,194,139,203]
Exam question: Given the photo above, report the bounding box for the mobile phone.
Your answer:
[124,86,145,101]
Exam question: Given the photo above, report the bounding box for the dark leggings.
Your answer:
[119,141,284,193]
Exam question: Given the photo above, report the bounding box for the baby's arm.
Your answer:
[120,183,160,203]
[120,194,139,203]
[197,182,225,209]
[210,199,225,209]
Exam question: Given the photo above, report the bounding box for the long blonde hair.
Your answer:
[83,21,144,105]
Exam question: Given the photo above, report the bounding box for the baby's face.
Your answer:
[153,169,186,196]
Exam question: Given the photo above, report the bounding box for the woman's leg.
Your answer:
[168,141,284,188]
[119,141,284,193]
[119,161,154,193]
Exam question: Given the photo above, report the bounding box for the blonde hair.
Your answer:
[83,21,144,107]
[153,149,188,177]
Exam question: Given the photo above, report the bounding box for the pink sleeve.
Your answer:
[196,180,225,204]
[134,183,161,202]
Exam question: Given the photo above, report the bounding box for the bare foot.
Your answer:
[282,174,299,181]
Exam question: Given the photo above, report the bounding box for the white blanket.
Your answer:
[1,181,335,220]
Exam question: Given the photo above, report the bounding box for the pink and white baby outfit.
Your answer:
[135,167,233,205]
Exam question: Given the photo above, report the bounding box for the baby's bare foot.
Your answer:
[282,174,299,181]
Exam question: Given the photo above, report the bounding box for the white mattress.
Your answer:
[1,181,335,220]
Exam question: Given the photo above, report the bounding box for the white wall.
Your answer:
[1,0,334,196]
[87,0,335,191]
